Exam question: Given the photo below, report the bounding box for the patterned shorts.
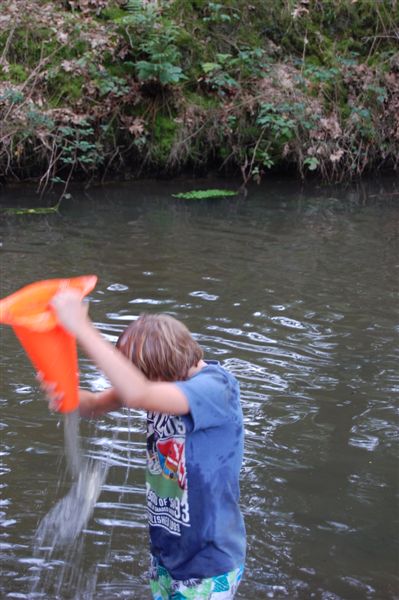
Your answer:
[149,556,244,600]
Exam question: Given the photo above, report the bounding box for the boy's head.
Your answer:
[116,313,203,382]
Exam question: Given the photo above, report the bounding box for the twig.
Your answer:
[20,47,60,94]
[0,25,16,65]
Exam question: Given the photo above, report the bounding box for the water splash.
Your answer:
[34,460,107,549]
[34,411,108,551]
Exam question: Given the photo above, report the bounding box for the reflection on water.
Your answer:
[0,178,398,599]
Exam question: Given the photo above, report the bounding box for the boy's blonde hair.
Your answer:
[116,314,203,381]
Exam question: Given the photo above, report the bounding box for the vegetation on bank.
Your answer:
[0,0,398,195]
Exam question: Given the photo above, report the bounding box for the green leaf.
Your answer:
[201,62,221,74]
[304,157,319,171]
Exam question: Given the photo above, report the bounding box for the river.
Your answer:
[0,177,398,599]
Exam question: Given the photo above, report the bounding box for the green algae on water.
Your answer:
[2,206,60,216]
[172,189,238,200]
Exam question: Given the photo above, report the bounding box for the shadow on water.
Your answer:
[0,177,398,599]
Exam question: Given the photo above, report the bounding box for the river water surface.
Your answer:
[0,178,398,599]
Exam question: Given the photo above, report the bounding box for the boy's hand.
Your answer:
[36,371,63,411]
[51,289,90,336]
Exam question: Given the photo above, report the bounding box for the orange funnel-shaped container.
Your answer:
[0,275,97,413]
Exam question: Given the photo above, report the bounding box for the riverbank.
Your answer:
[0,0,398,196]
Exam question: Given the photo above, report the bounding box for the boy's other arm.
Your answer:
[38,378,122,416]
[51,291,190,416]
[79,387,122,418]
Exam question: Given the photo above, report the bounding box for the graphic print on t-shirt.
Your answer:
[146,411,190,536]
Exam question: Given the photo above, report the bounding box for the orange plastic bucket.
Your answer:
[0,275,97,413]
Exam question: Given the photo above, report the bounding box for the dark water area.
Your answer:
[0,177,398,599]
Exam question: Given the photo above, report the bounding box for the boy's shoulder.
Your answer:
[196,360,234,377]
[176,360,241,432]
[189,360,238,388]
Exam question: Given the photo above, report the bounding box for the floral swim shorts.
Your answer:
[149,557,244,600]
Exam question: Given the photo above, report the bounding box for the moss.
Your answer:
[151,114,178,164]
[238,125,260,141]
[184,91,219,110]
[8,28,49,66]
[0,63,28,83]
[174,27,198,49]
[168,0,207,15]
[7,25,89,70]
[105,62,134,79]
[276,0,399,63]
[47,74,85,107]
[99,5,126,21]
[215,145,231,161]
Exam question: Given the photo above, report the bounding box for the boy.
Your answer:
[49,290,246,599]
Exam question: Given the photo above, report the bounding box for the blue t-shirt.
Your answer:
[145,360,246,580]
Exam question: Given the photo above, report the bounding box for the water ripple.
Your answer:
[1,182,398,600]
